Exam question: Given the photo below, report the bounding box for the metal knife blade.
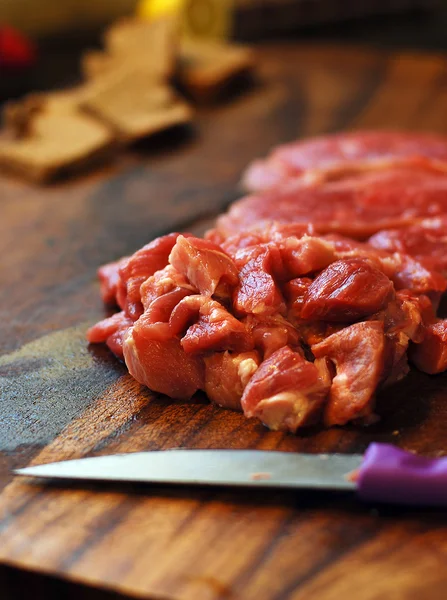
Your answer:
[15,450,360,491]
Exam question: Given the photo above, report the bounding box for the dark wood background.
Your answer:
[1,41,447,600]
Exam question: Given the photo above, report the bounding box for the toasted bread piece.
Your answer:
[103,17,178,80]
[81,67,192,143]
[178,40,255,103]
[0,106,115,182]
[3,86,90,136]
[3,95,43,137]
[81,51,118,80]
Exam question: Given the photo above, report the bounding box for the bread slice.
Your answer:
[3,86,90,135]
[0,100,115,182]
[103,17,178,80]
[81,50,118,80]
[81,67,192,143]
[178,40,255,103]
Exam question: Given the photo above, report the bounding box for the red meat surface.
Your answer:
[87,311,133,359]
[233,244,286,316]
[242,313,301,359]
[124,314,205,399]
[409,320,447,374]
[117,232,185,319]
[301,258,394,322]
[369,217,447,276]
[284,277,313,322]
[312,321,386,426]
[140,265,196,311]
[89,130,447,432]
[170,295,253,354]
[204,350,261,410]
[242,130,447,192]
[169,235,239,297]
[97,258,128,306]
[218,166,447,240]
[241,346,331,431]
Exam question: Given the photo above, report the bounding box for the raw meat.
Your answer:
[233,244,286,316]
[369,217,447,276]
[243,130,447,192]
[241,346,332,431]
[409,320,447,375]
[87,311,133,359]
[312,321,385,426]
[117,232,185,319]
[301,258,394,322]
[169,295,253,354]
[88,227,443,432]
[217,165,447,240]
[169,235,239,297]
[88,130,447,433]
[204,350,261,410]
[124,313,205,399]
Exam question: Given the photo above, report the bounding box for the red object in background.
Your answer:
[0,25,36,70]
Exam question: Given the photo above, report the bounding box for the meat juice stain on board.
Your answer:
[0,324,124,451]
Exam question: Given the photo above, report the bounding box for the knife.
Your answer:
[14,443,447,506]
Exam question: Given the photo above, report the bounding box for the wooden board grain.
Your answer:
[1,43,447,600]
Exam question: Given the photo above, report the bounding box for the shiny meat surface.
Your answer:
[312,321,386,426]
[301,259,394,322]
[409,320,447,374]
[369,217,447,276]
[218,166,447,240]
[88,131,447,432]
[204,350,261,410]
[242,130,447,192]
[241,346,331,431]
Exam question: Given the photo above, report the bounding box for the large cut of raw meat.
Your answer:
[242,130,447,192]
[88,130,447,432]
[216,165,447,240]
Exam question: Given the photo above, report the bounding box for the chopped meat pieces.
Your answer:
[312,321,386,426]
[97,257,128,305]
[204,350,261,410]
[124,317,204,399]
[87,311,133,359]
[117,232,185,319]
[389,254,447,296]
[88,130,447,432]
[233,244,286,316]
[241,346,331,432]
[140,265,196,310]
[284,277,313,322]
[301,259,394,322]
[170,295,253,354]
[369,217,447,276]
[279,235,335,278]
[242,313,301,359]
[409,320,447,374]
[169,235,239,297]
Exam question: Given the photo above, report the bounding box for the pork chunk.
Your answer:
[123,317,204,399]
[410,320,447,374]
[241,346,331,432]
[312,321,386,426]
[301,259,394,322]
[204,350,261,410]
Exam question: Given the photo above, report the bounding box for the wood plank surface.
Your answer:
[1,43,447,600]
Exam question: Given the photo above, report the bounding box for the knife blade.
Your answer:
[14,443,447,506]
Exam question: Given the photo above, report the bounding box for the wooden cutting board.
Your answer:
[1,43,447,600]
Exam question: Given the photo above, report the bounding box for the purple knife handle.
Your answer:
[357,443,447,506]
